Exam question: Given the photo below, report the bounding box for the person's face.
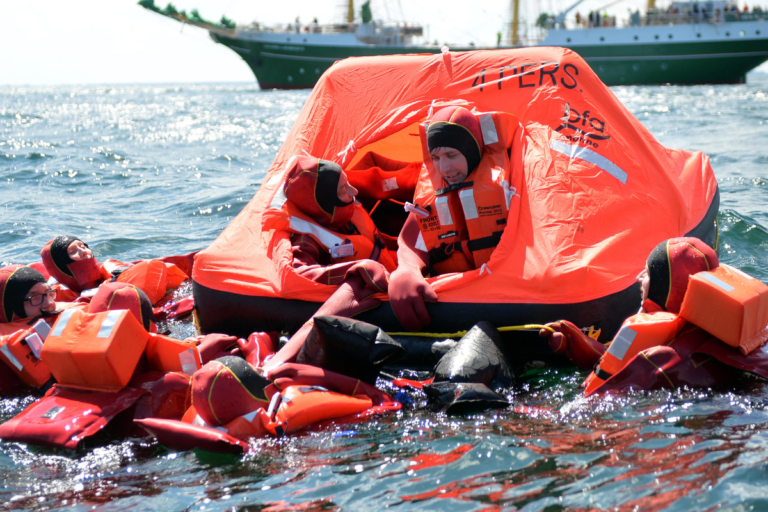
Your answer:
[430,147,469,185]
[67,240,92,261]
[336,171,358,203]
[23,282,57,318]
[637,266,650,302]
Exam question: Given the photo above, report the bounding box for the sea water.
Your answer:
[2,77,768,511]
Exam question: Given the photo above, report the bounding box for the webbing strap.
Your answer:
[467,231,504,252]
[435,181,474,196]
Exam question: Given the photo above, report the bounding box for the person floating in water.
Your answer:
[0,265,59,323]
[541,237,768,394]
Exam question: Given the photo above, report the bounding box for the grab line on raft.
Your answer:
[386,324,556,339]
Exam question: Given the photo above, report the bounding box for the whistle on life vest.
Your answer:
[330,242,355,259]
[404,202,431,218]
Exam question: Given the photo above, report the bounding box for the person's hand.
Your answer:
[344,260,389,293]
[540,322,567,354]
[193,333,242,364]
[539,320,605,370]
[388,264,438,331]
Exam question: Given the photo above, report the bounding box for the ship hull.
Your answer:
[211,20,768,88]
[211,32,453,89]
[543,20,768,85]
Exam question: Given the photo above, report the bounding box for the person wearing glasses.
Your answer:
[0,265,59,323]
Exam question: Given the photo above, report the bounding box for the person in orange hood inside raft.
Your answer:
[262,156,397,370]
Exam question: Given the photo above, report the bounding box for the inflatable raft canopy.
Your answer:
[193,47,718,344]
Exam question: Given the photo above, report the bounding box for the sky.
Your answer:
[0,0,762,85]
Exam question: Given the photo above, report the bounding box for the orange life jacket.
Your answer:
[41,308,150,392]
[584,308,687,395]
[413,111,521,274]
[185,383,374,439]
[146,334,202,376]
[263,192,397,273]
[679,264,768,354]
[0,326,54,389]
[269,384,373,436]
[108,260,189,305]
[0,303,85,389]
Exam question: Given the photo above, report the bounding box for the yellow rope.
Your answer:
[386,323,555,339]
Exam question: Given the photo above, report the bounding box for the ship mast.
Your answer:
[511,0,520,45]
[348,0,354,23]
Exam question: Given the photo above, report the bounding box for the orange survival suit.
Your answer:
[262,156,396,370]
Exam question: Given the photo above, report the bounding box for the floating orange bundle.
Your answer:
[41,308,149,392]
[679,264,768,354]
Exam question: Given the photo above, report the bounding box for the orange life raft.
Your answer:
[192,47,719,344]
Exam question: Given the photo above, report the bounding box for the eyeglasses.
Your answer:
[23,289,57,307]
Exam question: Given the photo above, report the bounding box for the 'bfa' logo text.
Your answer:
[556,103,610,148]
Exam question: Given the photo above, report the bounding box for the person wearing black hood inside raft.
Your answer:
[261,156,398,371]
[388,106,519,331]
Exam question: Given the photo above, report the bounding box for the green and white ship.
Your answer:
[140,0,768,88]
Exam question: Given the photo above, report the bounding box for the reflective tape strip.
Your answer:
[607,326,637,362]
[50,308,77,338]
[415,232,427,252]
[435,196,453,226]
[97,310,123,338]
[269,187,288,210]
[479,114,498,145]
[550,139,628,184]
[0,345,23,371]
[700,272,735,292]
[288,216,344,250]
[502,180,512,210]
[383,177,399,192]
[459,188,479,220]
[179,348,199,376]
[267,391,282,418]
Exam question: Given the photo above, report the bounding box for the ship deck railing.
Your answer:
[550,10,768,30]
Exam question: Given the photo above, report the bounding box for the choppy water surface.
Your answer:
[2,76,768,511]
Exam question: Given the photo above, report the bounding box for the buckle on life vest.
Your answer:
[435,181,474,197]
[594,364,612,381]
[298,386,328,393]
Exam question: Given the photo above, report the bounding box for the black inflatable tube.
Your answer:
[193,187,719,348]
